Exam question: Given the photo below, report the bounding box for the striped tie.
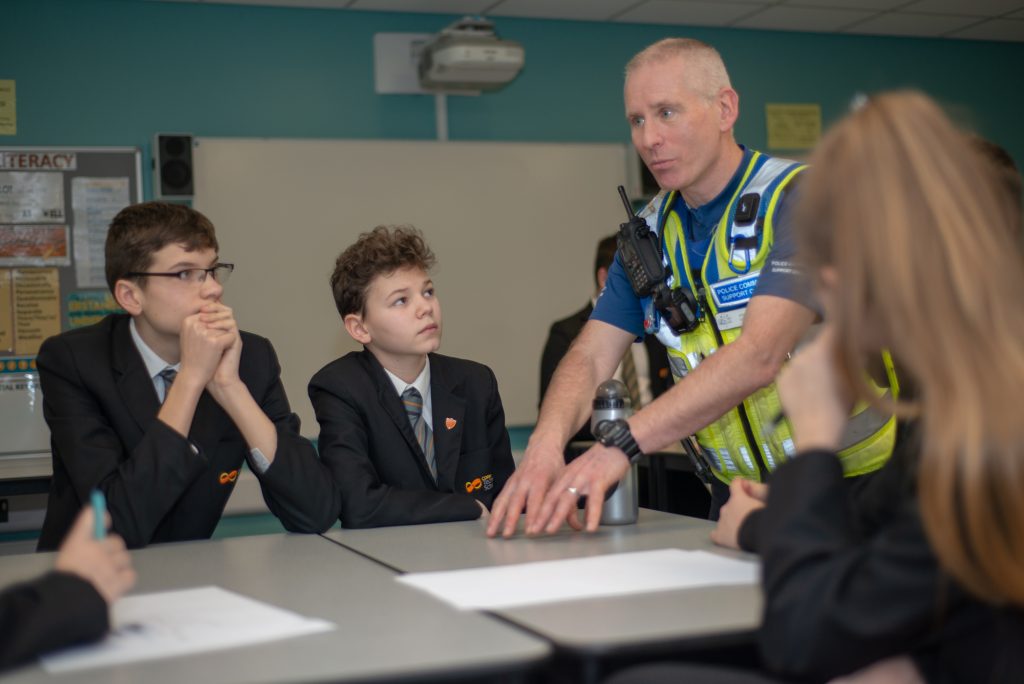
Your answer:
[401,387,436,481]
[159,367,177,402]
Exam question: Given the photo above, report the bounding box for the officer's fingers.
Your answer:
[584,485,607,532]
[565,506,584,531]
[543,492,576,535]
[500,488,529,538]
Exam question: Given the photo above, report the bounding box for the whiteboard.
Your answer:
[194,138,632,428]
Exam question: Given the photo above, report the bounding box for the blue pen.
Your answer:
[90,490,106,540]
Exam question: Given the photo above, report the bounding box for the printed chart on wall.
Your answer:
[0,148,141,458]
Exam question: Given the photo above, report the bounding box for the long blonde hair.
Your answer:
[796,90,1024,606]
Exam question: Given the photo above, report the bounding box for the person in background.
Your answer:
[539,234,672,446]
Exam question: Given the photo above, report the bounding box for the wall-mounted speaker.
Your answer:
[153,134,194,199]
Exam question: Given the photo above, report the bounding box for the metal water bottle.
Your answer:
[592,379,639,525]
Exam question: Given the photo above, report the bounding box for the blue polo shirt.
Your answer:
[592,148,816,338]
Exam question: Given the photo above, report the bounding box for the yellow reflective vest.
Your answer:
[645,151,896,484]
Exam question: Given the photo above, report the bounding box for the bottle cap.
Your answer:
[593,379,628,410]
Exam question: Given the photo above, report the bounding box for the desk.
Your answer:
[324,510,762,680]
[0,534,550,683]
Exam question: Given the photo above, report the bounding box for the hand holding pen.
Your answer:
[54,493,136,605]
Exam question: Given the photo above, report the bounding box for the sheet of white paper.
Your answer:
[40,586,334,673]
[397,548,759,610]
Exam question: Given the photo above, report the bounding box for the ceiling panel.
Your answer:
[615,0,765,27]
[777,0,908,8]
[844,11,982,35]
[902,0,1024,15]
[487,0,640,21]
[734,5,875,31]
[348,0,493,14]
[152,0,1024,40]
[949,17,1024,39]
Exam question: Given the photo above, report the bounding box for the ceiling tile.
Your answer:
[615,0,765,27]
[1012,8,1024,17]
[348,0,493,14]
[948,17,1024,40]
[844,11,982,35]
[487,0,640,22]
[777,0,907,8]
[734,6,875,31]
[901,0,1024,16]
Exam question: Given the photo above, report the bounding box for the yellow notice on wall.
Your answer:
[0,80,15,136]
[0,269,12,352]
[14,268,60,356]
[766,103,821,150]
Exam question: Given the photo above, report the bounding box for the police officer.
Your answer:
[488,37,896,537]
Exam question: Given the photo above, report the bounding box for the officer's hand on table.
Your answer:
[487,441,564,538]
[532,443,631,535]
[710,478,766,550]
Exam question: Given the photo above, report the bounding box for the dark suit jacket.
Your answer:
[0,571,107,671]
[539,302,672,442]
[308,349,515,528]
[745,428,1024,683]
[36,314,339,550]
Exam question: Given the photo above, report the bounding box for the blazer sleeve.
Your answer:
[309,374,482,528]
[37,335,208,549]
[245,339,340,534]
[0,571,108,671]
[754,450,951,681]
[475,364,516,511]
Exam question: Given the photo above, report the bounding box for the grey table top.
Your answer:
[0,533,550,683]
[324,509,763,655]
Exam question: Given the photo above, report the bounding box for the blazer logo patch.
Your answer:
[464,473,494,493]
[218,470,239,485]
[445,417,457,430]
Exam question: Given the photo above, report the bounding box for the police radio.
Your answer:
[615,186,700,335]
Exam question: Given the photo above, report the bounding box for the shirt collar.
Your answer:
[384,357,431,399]
[676,145,753,241]
[129,318,180,381]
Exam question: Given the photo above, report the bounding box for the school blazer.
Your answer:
[36,314,339,550]
[308,349,516,528]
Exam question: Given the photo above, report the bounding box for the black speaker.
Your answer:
[153,134,194,199]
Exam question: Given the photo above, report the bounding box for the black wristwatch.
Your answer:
[593,418,644,464]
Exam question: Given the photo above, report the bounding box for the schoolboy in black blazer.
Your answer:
[36,202,338,550]
[309,226,515,528]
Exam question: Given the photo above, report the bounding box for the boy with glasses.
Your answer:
[36,202,338,550]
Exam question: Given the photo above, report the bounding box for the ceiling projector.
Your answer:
[418,16,525,93]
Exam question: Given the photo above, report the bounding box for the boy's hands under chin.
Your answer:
[197,303,244,397]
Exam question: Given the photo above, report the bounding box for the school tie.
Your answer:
[159,367,177,403]
[620,348,643,411]
[401,387,437,481]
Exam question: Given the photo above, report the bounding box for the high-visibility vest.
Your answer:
[643,150,897,484]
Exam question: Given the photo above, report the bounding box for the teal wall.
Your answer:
[4,0,1024,176]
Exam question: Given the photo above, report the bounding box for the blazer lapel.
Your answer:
[428,356,466,492]
[111,319,161,433]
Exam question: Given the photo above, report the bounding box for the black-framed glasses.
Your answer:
[126,263,234,285]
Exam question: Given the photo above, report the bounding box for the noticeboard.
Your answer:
[0,147,141,461]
